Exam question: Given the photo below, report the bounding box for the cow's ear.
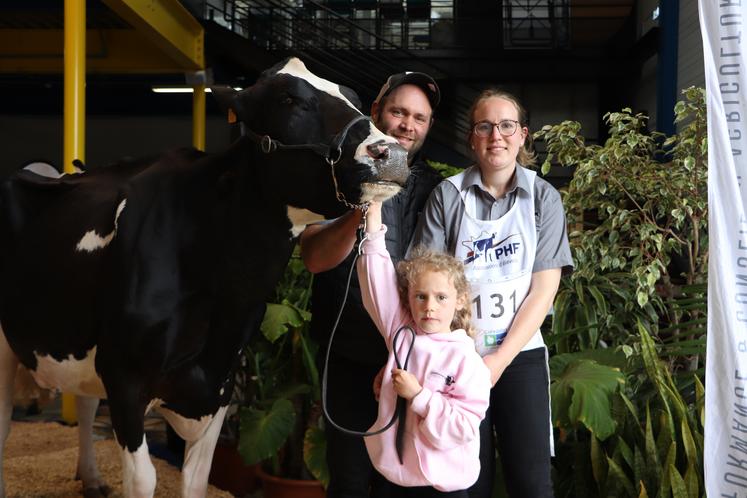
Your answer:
[339,85,362,111]
[211,86,244,123]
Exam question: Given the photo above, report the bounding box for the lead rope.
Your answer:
[320,204,415,456]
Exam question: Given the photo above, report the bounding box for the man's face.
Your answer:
[372,84,433,161]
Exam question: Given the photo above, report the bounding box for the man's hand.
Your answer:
[391,368,422,400]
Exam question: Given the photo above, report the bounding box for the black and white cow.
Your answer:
[0,58,408,498]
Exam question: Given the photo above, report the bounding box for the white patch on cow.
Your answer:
[287,206,325,238]
[76,199,127,253]
[156,404,217,442]
[31,347,106,398]
[155,403,229,495]
[360,182,403,203]
[120,436,157,498]
[156,405,227,497]
[23,162,83,177]
[24,162,61,178]
[278,58,360,112]
[354,122,400,172]
[219,387,225,396]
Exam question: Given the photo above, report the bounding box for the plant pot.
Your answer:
[256,466,326,498]
[209,442,260,496]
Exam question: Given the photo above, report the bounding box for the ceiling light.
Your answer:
[151,86,243,94]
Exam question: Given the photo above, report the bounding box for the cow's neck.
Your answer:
[229,136,345,219]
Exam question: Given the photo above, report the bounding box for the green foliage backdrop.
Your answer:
[535,87,708,498]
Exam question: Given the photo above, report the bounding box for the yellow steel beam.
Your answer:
[102,0,204,70]
[64,2,85,175]
[0,29,187,74]
[192,84,206,151]
[62,0,86,424]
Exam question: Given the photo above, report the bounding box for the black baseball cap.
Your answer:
[374,72,441,110]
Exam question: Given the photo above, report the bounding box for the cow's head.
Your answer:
[212,58,409,217]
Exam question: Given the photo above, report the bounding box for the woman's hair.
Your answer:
[396,246,474,337]
[467,88,537,167]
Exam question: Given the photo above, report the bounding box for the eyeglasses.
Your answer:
[472,120,521,137]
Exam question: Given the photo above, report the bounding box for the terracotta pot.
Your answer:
[209,442,260,496]
[256,466,326,498]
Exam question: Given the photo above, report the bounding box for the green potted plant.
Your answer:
[236,253,328,497]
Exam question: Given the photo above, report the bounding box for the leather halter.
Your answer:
[240,114,373,210]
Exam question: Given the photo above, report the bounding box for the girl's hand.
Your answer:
[364,201,383,233]
[372,366,385,401]
[391,368,422,400]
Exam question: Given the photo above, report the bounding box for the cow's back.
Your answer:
[0,149,204,372]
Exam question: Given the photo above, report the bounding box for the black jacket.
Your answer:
[310,157,443,366]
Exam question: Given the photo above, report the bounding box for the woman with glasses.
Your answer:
[409,89,573,498]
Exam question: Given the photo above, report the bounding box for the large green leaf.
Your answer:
[549,349,627,380]
[551,359,624,439]
[238,399,296,465]
[303,425,329,487]
[261,302,308,343]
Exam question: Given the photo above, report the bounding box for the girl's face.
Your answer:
[469,96,528,174]
[407,270,465,334]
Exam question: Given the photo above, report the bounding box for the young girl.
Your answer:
[357,201,491,498]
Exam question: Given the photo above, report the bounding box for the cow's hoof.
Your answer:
[82,484,112,498]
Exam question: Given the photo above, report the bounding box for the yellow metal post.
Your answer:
[62,0,86,423]
[192,83,206,151]
[64,0,86,174]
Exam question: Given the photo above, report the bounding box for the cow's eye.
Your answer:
[281,96,294,105]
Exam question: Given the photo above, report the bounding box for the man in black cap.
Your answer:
[301,72,443,498]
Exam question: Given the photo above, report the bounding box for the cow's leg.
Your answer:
[118,434,156,498]
[0,328,18,498]
[108,394,156,498]
[160,405,228,498]
[75,395,112,497]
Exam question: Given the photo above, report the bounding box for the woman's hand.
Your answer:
[483,353,509,386]
[391,368,422,400]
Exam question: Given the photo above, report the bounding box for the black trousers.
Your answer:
[389,483,467,498]
[468,347,554,498]
[324,353,391,498]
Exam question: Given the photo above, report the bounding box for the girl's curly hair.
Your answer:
[396,246,474,337]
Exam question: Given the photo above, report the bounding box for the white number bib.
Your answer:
[448,167,544,356]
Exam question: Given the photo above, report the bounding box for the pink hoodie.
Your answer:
[357,226,491,492]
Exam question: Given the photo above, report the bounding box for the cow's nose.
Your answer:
[367,142,390,160]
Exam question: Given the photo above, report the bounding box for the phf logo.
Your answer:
[483,329,507,347]
[462,232,522,265]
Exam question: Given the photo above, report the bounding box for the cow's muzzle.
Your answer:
[360,140,409,203]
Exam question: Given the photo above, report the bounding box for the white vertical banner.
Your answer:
[700,1,747,494]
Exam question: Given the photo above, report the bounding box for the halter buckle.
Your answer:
[260,135,275,154]
[326,146,343,166]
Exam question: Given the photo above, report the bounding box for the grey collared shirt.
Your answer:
[408,165,574,275]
